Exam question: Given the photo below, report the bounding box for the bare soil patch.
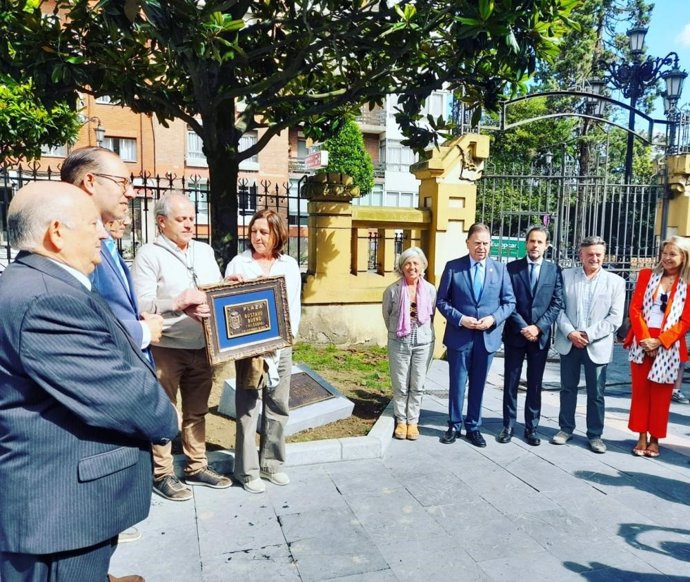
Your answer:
[171,343,392,454]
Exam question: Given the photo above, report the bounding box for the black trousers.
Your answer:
[502,341,549,432]
[0,537,116,582]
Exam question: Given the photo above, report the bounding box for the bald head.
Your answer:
[9,181,106,274]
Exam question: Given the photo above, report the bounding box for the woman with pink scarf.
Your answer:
[382,247,436,440]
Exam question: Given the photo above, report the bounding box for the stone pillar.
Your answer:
[303,173,360,280]
[410,134,491,356]
[661,154,690,237]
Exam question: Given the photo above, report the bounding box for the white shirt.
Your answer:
[49,259,92,290]
[575,267,601,331]
[225,250,302,338]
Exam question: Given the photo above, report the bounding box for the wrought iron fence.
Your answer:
[365,231,406,272]
[0,163,309,271]
[477,160,661,299]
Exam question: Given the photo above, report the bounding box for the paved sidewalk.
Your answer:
[111,347,690,581]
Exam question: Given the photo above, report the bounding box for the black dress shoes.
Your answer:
[524,430,541,446]
[440,427,459,444]
[465,430,487,448]
[496,427,513,443]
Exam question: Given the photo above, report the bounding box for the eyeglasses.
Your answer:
[660,292,668,313]
[92,173,132,193]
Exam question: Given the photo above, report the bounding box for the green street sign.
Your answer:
[490,236,526,260]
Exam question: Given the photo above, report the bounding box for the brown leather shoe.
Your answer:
[108,575,145,582]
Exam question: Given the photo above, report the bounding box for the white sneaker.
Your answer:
[588,438,607,454]
[550,430,573,445]
[242,478,266,494]
[260,471,290,486]
[118,527,142,544]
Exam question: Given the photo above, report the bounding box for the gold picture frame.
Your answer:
[201,276,293,365]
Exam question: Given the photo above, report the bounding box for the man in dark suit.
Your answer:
[437,223,516,447]
[498,226,564,446]
[0,182,179,582]
[61,146,164,355]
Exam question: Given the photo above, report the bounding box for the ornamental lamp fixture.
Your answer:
[663,65,687,101]
[627,26,648,57]
[93,121,106,147]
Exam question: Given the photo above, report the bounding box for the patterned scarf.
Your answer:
[628,270,687,384]
[397,277,433,338]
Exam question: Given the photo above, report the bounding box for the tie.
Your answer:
[104,239,129,288]
[473,262,484,301]
[529,262,538,292]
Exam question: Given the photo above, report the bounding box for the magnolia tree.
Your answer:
[1,0,575,263]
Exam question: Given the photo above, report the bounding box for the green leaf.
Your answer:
[478,0,494,21]
[22,0,40,13]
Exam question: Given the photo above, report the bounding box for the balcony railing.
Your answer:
[289,157,306,173]
[355,107,386,128]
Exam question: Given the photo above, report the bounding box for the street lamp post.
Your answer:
[78,114,106,147]
[596,26,687,184]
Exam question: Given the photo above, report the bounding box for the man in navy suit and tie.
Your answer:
[437,223,516,447]
[0,182,178,582]
[60,147,164,354]
[498,226,564,446]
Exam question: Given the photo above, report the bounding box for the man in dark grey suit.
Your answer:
[498,226,564,446]
[0,182,179,582]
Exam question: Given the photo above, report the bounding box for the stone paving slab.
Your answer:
[111,351,690,581]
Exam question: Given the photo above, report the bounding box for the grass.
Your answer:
[286,343,392,442]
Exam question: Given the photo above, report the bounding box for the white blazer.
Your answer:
[555,267,626,365]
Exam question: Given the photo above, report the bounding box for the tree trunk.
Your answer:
[204,99,241,268]
[207,155,239,269]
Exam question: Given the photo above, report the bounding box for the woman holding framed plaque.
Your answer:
[382,247,436,441]
[225,209,301,494]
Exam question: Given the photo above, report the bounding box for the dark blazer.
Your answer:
[0,253,178,555]
[92,240,144,347]
[503,258,564,350]
[437,255,516,352]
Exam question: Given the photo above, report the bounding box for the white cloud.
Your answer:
[676,23,690,47]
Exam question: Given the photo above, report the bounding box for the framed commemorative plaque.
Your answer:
[201,276,293,365]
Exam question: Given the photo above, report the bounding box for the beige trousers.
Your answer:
[151,346,213,478]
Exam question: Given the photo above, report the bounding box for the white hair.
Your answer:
[154,192,193,220]
[8,185,74,251]
[396,246,428,274]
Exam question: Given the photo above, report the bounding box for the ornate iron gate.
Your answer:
[477,161,661,295]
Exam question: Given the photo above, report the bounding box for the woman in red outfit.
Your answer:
[625,236,690,458]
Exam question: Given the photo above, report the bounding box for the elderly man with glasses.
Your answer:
[552,235,626,454]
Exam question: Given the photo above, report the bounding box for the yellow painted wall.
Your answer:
[299,135,490,350]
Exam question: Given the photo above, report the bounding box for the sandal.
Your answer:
[631,447,646,457]
[644,446,660,458]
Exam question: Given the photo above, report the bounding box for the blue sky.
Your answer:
[642,0,690,113]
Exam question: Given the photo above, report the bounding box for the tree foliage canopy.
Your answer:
[0,0,576,262]
[486,0,658,182]
[0,75,80,164]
